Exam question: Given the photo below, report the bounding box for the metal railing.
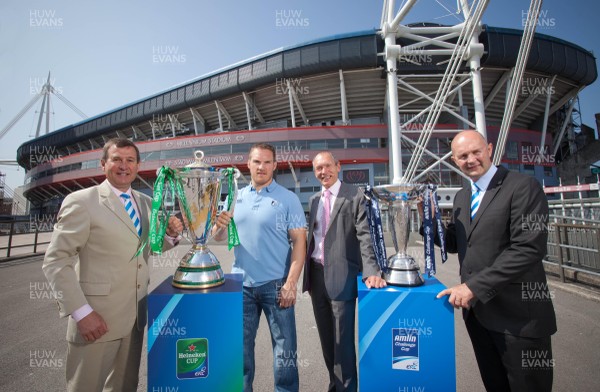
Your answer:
[0,218,53,258]
[546,216,600,282]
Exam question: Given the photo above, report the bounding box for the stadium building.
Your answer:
[16,24,597,215]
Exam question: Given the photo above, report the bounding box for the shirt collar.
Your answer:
[107,181,132,198]
[251,179,278,193]
[473,165,497,192]
[322,179,341,197]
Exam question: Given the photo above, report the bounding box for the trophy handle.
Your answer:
[221,167,240,213]
[205,167,240,243]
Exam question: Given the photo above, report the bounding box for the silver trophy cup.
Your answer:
[373,184,426,287]
[172,151,239,289]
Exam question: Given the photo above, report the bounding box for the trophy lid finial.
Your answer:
[185,150,211,168]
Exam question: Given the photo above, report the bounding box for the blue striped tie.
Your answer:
[470,184,482,220]
[120,193,142,236]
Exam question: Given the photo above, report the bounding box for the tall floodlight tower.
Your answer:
[0,71,87,143]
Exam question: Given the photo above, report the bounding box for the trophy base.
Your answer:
[383,254,425,287]
[172,244,225,289]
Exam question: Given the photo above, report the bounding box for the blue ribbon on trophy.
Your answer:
[363,185,388,272]
[422,184,447,276]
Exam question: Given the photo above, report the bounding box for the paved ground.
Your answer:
[1,237,599,391]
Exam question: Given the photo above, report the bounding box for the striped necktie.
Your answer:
[470,183,482,220]
[120,193,142,236]
[319,189,332,265]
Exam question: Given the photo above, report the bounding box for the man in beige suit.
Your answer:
[43,138,183,392]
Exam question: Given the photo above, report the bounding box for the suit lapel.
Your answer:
[99,180,139,237]
[468,166,508,237]
[328,183,348,232]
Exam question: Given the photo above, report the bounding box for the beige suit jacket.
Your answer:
[43,179,172,344]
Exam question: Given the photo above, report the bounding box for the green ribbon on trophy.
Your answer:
[223,167,240,250]
[149,165,240,254]
[149,166,190,254]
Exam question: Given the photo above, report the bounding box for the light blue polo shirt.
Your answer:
[231,179,306,287]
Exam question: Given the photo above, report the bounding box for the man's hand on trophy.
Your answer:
[416,194,435,221]
[212,211,232,241]
[364,275,387,289]
[166,215,184,237]
[216,211,232,229]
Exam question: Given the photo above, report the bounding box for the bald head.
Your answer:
[451,130,494,182]
[451,130,487,151]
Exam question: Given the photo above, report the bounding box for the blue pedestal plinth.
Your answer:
[147,274,243,392]
[358,275,456,392]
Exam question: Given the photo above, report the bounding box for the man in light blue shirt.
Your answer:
[215,143,307,392]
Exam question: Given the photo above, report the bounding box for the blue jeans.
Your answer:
[243,279,299,392]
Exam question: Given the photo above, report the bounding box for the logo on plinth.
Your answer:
[177,338,209,379]
[392,328,419,371]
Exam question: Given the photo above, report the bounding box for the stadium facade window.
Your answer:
[373,163,389,185]
[206,145,231,155]
[347,138,378,148]
[160,148,195,159]
[506,141,518,160]
[290,140,308,150]
[327,139,345,149]
[523,164,535,174]
[141,151,159,162]
[309,141,327,150]
[300,186,320,193]
[507,163,520,172]
[232,143,251,153]
[81,160,99,170]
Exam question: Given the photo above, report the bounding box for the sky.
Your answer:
[0,0,598,190]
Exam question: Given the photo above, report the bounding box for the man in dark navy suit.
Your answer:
[436,130,556,392]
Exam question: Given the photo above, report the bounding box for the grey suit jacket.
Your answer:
[445,166,556,338]
[302,182,379,301]
[43,180,172,343]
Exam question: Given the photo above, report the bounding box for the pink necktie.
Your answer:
[320,189,331,265]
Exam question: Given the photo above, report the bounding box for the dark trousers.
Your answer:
[309,261,357,392]
[465,312,554,392]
